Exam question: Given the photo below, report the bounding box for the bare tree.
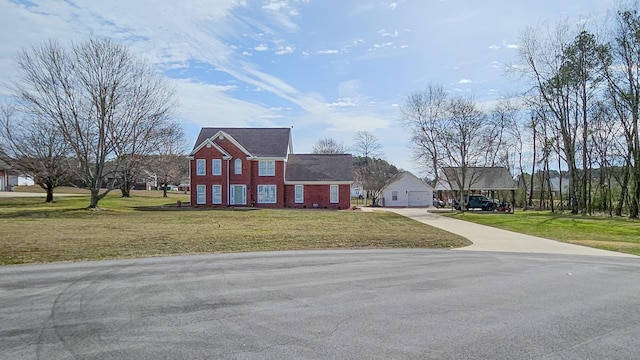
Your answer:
[601,3,640,218]
[352,131,382,160]
[353,156,399,206]
[438,95,494,208]
[149,124,187,198]
[400,83,448,184]
[0,104,71,202]
[12,38,177,208]
[312,138,348,154]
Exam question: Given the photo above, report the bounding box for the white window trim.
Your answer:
[196,185,206,205]
[257,184,277,204]
[330,185,339,203]
[392,191,398,201]
[258,160,275,176]
[212,185,222,204]
[196,159,205,176]
[294,184,304,204]
[234,158,242,175]
[212,159,222,176]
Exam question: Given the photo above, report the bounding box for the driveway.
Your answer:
[375,208,636,257]
[0,191,84,198]
[2,250,640,359]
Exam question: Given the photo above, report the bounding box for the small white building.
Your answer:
[381,172,434,207]
[351,181,363,197]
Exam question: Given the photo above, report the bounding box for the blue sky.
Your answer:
[0,0,614,174]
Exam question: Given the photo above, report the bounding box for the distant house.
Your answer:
[380,172,434,207]
[0,159,19,191]
[351,181,363,197]
[188,128,352,209]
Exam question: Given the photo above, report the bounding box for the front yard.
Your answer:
[444,211,640,256]
[0,192,470,265]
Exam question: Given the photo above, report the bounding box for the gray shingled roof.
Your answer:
[285,154,353,182]
[192,128,291,157]
[443,167,517,190]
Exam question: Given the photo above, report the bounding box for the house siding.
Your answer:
[251,160,285,207]
[189,147,286,207]
[0,170,6,191]
[189,128,352,209]
[284,184,350,209]
[381,172,433,207]
[190,144,229,207]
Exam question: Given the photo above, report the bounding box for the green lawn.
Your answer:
[0,192,470,265]
[444,211,640,256]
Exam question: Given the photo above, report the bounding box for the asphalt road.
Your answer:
[2,250,640,360]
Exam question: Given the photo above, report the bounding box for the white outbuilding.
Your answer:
[381,172,434,207]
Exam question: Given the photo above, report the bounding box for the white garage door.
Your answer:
[408,191,430,207]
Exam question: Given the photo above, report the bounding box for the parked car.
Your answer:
[453,195,499,211]
[160,185,179,191]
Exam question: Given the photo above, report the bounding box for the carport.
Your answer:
[441,167,517,211]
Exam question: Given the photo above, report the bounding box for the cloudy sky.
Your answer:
[0,0,614,174]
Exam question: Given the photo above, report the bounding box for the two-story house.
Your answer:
[188,128,352,209]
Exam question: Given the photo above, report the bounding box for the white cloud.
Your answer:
[262,1,288,12]
[506,43,520,49]
[459,79,472,84]
[317,49,339,54]
[242,51,253,56]
[254,44,269,51]
[175,79,275,127]
[275,45,294,55]
[488,44,500,50]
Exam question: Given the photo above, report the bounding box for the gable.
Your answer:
[384,172,433,192]
[190,138,232,158]
[192,128,291,158]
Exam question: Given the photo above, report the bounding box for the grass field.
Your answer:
[0,190,470,265]
[445,211,640,256]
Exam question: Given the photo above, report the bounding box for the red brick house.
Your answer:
[188,128,352,209]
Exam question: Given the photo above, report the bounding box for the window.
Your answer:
[196,159,205,176]
[212,159,222,176]
[295,185,304,203]
[330,185,339,203]
[392,191,398,201]
[258,185,277,203]
[234,159,242,175]
[212,185,222,204]
[196,185,206,205]
[258,160,275,176]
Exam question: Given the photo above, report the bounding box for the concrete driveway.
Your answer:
[375,208,636,257]
[2,250,640,359]
[0,191,84,198]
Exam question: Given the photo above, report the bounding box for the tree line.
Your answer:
[312,131,400,206]
[0,38,185,207]
[402,1,640,218]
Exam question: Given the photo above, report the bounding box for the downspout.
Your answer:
[227,158,231,205]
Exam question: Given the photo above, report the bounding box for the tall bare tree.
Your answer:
[400,83,448,185]
[352,131,382,160]
[312,138,348,154]
[439,95,495,208]
[149,123,187,198]
[601,3,640,218]
[12,38,177,208]
[0,104,71,202]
